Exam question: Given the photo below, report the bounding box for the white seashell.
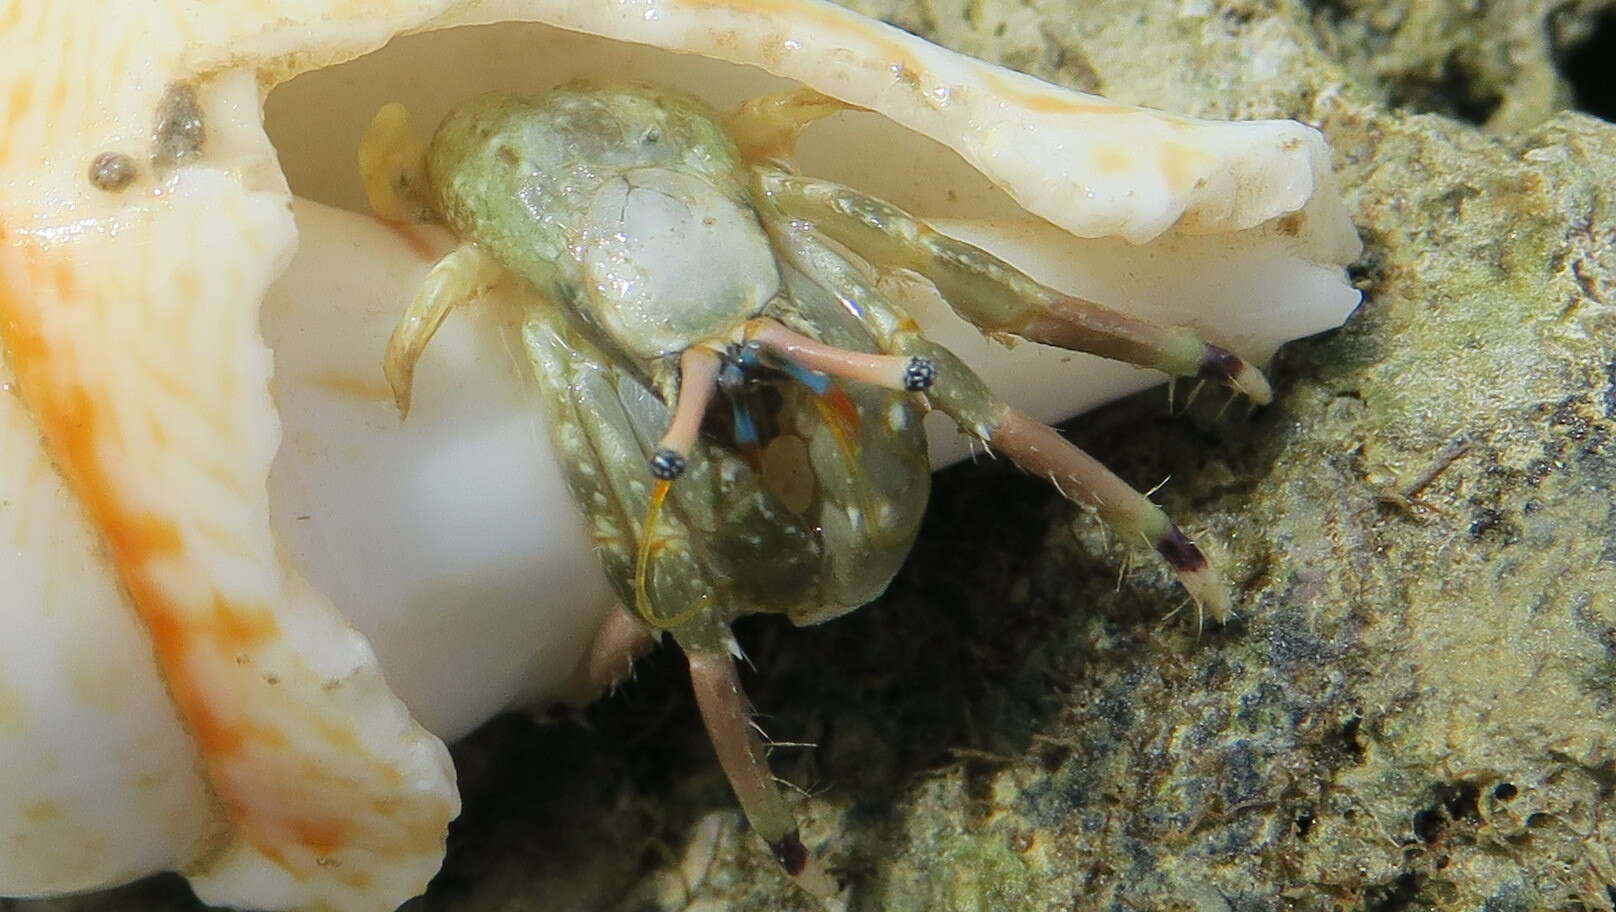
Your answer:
[0,2,1359,910]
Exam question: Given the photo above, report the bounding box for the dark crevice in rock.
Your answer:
[1328,713,1367,765]
[1413,781,1483,846]
[1412,806,1445,843]
[1294,810,1316,840]
[1384,51,1503,125]
[1364,872,1423,912]
[1564,10,1616,121]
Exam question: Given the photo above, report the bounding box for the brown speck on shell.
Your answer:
[152,82,205,169]
[87,152,136,191]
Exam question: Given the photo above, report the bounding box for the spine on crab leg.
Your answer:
[757,170,1272,405]
[685,645,837,897]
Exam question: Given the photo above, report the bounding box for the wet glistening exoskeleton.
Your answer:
[363,82,1272,894]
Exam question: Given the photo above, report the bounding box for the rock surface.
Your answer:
[15,0,1616,910]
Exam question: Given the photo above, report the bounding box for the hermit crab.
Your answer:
[0,1,1359,910]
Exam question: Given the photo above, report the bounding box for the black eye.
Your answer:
[641,128,661,145]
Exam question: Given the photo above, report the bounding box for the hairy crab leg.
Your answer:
[755,169,1272,404]
[584,603,659,696]
[527,317,836,887]
[512,306,826,881]
[988,410,1227,616]
[686,647,837,897]
[768,219,1234,620]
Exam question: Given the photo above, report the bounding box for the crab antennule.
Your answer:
[730,395,766,470]
[650,347,723,480]
[745,317,937,393]
[756,170,1272,403]
[686,649,837,897]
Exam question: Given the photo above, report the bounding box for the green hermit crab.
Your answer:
[364,81,1280,890]
[0,1,1360,909]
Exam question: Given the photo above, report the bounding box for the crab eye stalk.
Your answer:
[648,347,724,480]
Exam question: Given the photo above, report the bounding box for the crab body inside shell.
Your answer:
[373,80,1288,891]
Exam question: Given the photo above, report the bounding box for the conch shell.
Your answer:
[0,1,1359,909]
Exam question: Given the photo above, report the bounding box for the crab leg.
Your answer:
[583,603,659,696]
[769,219,1233,620]
[686,647,836,897]
[358,101,437,223]
[756,169,1272,404]
[382,242,504,417]
[988,409,1227,616]
[512,303,836,882]
[724,87,858,162]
